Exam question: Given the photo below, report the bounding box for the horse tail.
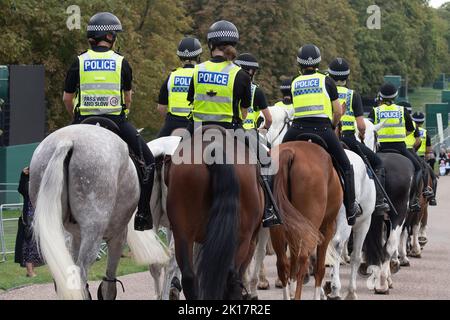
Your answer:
[364,214,387,267]
[274,147,323,259]
[32,140,84,299]
[126,212,169,266]
[197,159,240,299]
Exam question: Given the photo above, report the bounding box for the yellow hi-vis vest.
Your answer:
[167,67,194,117]
[291,72,332,120]
[418,127,427,156]
[274,100,294,112]
[192,60,240,123]
[337,86,355,132]
[405,122,417,149]
[78,49,124,116]
[374,104,406,143]
[243,83,259,130]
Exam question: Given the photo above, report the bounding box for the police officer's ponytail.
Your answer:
[222,45,237,61]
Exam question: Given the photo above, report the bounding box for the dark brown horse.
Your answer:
[270,140,343,300]
[166,125,264,299]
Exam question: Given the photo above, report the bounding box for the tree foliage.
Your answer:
[0,0,448,135]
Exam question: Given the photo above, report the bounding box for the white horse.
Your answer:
[30,125,169,299]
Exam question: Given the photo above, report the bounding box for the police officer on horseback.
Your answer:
[187,20,282,227]
[274,79,294,111]
[328,57,390,215]
[157,37,202,137]
[282,44,361,226]
[234,53,272,130]
[369,84,423,212]
[63,12,154,231]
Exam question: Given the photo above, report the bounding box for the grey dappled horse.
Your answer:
[30,124,168,299]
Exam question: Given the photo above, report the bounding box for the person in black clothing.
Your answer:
[62,12,155,231]
[328,57,389,214]
[282,44,361,226]
[157,37,202,137]
[274,79,294,110]
[14,167,44,277]
[368,85,423,212]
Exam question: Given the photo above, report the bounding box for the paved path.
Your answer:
[2,177,449,300]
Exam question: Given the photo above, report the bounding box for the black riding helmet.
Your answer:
[207,20,239,50]
[177,37,202,61]
[412,111,425,123]
[234,53,259,72]
[87,12,123,44]
[379,83,398,101]
[280,79,292,96]
[328,58,350,81]
[397,101,412,114]
[297,44,321,68]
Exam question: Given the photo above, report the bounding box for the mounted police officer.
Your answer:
[282,44,361,226]
[234,53,272,130]
[369,84,422,212]
[63,12,154,231]
[157,37,202,137]
[412,111,437,206]
[328,57,389,215]
[274,79,293,111]
[186,20,281,227]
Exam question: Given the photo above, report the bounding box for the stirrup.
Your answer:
[262,209,282,228]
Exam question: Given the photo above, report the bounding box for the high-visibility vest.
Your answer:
[373,104,406,143]
[192,60,240,123]
[337,86,355,132]
[418,127,427,156]
[243,83,260,130]
[405,122,417,149]
[291,72,332,120]
[167,67,194,117]
[78,49,124,116]
[274,100,293,112]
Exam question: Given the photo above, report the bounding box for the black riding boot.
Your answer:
[429,168,438,206]
[374,168,390,214]
[261,174,282,228]
[409,170,422,213]
[421,165,434,199]
[134,164,155,231]
[343,165,362,226]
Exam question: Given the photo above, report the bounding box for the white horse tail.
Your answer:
[33,140,84,299]
[126,213,169,266]
[325,241,342,267]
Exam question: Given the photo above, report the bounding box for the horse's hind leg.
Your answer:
[250,228,269,298]
[175,238,197,300]
[314,223,335,300]
[97,230,127,300]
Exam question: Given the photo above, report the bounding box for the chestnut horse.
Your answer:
[166,125,264,299]
[270,139,343,300]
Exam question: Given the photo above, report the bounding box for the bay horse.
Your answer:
[30,125,169,299]
[166,125,264,299]
[270,139,343,300]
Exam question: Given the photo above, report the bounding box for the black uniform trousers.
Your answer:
[341,132,383,170]
[157,113,190,138]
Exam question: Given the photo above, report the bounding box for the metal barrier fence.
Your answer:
[0,203,22,262]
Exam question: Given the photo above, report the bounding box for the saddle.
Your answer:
[80,116,149,184]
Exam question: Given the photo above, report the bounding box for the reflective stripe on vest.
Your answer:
[337,86,355,132]
[374,104,406,143]
[405,122,417,149]
[418,127,427,156]
[167,67,194,117]
[243,83,260,130]
[78,50,124,116]
[192,61,240,123]
[291,73,332,120]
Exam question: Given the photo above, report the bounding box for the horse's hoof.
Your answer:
[345,292,357,300]
[400,260,410,267]
[323,281,332,296]
[303,273,310,285]
[358,263,370,277]
[250,295,258,300]
[327,294,342,300]
[409,252,422,259]
[169,287,180,300]
[242,293,251,300]
[275,279,283,288]
[257,280,270,290]
[374,288,389,295]
[390,260,400,274]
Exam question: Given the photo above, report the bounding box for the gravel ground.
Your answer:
[1,177,449,300]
